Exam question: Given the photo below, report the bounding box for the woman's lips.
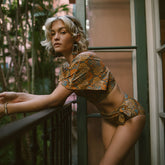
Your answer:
[54,43,61,47]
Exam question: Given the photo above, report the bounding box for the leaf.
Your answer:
[34,12,46,17]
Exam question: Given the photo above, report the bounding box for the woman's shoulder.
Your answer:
[73,51,100,64]
[78,51,96,56]
[77,51,97,58]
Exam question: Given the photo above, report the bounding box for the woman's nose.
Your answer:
[54,33,60,40]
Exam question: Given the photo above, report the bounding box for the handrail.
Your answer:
[0,103,70,148]
[0,102,74,165]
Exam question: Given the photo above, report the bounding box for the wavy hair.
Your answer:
[41,15,89,55]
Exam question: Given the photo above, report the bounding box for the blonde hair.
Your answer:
[41,15,89,55]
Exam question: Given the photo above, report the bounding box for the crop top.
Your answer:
[59,53,116,103]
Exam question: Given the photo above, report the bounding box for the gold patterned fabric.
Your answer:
[100,94,145,125]
[59,53,116,102]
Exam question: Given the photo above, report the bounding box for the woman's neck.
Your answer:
[64,51,83,65]
[64,53,74,65]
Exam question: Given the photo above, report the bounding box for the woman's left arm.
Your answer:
[0,83,73,117]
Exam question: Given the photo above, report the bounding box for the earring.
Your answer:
[72,43,79,55]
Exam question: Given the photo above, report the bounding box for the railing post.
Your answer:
[134,0,150,164]
[75,0,88,164]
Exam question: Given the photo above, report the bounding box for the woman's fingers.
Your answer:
[0,98,5,104]
[0,92,17,103]
[0,93,6,103]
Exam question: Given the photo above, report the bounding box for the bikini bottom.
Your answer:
[100,94,145,126]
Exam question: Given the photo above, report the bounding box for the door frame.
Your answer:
[146,0,165,165]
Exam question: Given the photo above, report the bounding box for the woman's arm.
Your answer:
[0,84,73,116]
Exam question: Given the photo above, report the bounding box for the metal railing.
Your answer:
[0,102,73,165]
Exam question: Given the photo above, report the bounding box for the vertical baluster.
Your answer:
[64,108,67,165]
[55,112,59,165]
[59,111,62,165]
[69,105,72,165]
[43,120,48,165]
[50,116,55,165]
[59,112,62,165]
[32,127,37,165]
[60,109,64,165]
[67,107,70,164]
[67,107,70,165]
[15,137,24,164]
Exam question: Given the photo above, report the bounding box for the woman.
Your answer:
[0,15,145,165]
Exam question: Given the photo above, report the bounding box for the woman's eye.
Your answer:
[61,31,66,34]
[51,32,55,36]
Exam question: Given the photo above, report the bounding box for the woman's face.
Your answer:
[51,20,74,56]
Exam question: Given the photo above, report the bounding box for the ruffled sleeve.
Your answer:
[59,53,114,91]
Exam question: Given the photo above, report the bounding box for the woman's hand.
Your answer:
[0,92,18,104]
[0,92,36,104]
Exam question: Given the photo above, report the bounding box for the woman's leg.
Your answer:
[100,115,145,165]
[101,119,117,149]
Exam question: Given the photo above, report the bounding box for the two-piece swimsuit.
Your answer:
[59,53,145,125]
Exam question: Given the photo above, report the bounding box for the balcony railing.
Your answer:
[0,102,73,165]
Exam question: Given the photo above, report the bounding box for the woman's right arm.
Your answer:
[0,83,73,117]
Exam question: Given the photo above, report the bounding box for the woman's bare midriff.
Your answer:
[95,84,125,114]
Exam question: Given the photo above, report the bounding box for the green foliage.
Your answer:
[0,143,15,165]
[0,0,70,93]
[0,0,71,163]
[0,122,51,165]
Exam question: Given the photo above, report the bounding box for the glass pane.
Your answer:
[86,0,131,47]
[159,0,165,45]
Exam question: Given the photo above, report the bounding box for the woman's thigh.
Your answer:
[101,119,117,149]
[100,115,145,165]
